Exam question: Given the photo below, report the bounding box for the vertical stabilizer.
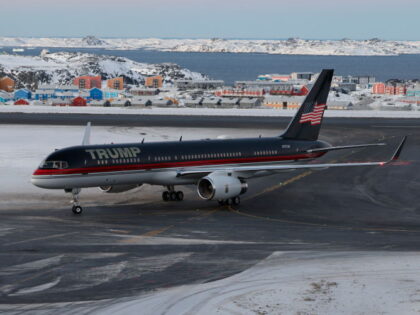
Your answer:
[82,122,91,146]
[280,69,334,141]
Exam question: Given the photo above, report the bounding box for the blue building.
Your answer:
[0,91,12,103]
[14,89,32,100]
[90,88,103,100]
[34,89,55,101]
[103,89,120,99]
[406,86,420,97]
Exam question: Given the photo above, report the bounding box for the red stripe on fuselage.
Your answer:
[33,152,324,176]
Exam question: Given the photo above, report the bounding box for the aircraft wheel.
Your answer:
[170,191,177,201]
[176,191,184,201]
[226,198,233,206]
[162,191,170,201]
[232,196,240,206]
[72,205,83,215]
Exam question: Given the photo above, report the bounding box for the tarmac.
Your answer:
[0,113,419,312]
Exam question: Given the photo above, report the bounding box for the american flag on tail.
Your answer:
[299,103,326,125]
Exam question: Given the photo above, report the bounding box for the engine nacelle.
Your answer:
[99,184,141,193]
[197,173,247,200]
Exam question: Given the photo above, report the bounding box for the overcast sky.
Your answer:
[1,0,419,40]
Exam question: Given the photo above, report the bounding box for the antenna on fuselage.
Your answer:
[179,136,183,142]
[141,138,145,144]
[82,122,91,145]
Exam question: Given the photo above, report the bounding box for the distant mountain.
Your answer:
[0,37,420,56]
[0,51,206,90]
[82,36,107,46]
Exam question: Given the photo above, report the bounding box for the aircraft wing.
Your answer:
[306,142,386,153]
[177,136,406,178]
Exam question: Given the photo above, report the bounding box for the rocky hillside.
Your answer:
[0,51,206,90]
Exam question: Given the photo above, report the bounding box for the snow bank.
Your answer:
[91,251,420,314]
[1,105,420,118]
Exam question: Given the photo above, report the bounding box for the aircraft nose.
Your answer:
[31,173,41,187]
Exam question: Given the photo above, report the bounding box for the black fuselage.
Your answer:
[36,137,330,176]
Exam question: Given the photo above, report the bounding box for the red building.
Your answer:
[373,82,407,95]
[270,85,309,96]
[72,97,87,106]
[214,89,264,97]
[14,99,29,105]
[73,76,102,89]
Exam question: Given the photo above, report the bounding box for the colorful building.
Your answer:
[102,88,121,99]
[214,89,264,97]
[14,99,30,105]
[406,85,420,97]
[107,77,124,90]
[373,82,407,95]
[72,97,87,106]
[90,88,103,100]
[73,76,101,89]
[145,75,163,88]
[34,89,55,101]
[0,76,15,92]
[0,91,12,103]
[14,89,32,100]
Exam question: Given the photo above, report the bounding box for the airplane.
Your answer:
[31,69,407,215]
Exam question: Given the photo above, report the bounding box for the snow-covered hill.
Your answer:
[1,37,420,56]
[0,51,205,90]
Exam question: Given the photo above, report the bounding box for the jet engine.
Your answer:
[197,173,247,200]
[99,184,141,193]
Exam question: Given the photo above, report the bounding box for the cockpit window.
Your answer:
[39,160,69,169]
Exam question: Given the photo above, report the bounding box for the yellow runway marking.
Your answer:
[120,225,174,244]
[244,170,313,201]
[232,155,420,234]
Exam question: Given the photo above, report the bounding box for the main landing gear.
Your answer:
[68,188,83,215]
[218,196,241,206]
[162,186,184,202]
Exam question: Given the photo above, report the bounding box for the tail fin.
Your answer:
[280,69,334,141]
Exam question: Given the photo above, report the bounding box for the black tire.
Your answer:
[232,196,240,206]
[176,191,184,201]
[170,191,177,201]
[72,205,83,215]
[226,198,233,206]
[162,191,170,201]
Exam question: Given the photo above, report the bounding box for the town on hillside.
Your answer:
[0,72,419,111]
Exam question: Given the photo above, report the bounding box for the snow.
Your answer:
[1,104,420,118]
[0,52,206,87]
[89,251,420,315]
[1,37,420,56]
